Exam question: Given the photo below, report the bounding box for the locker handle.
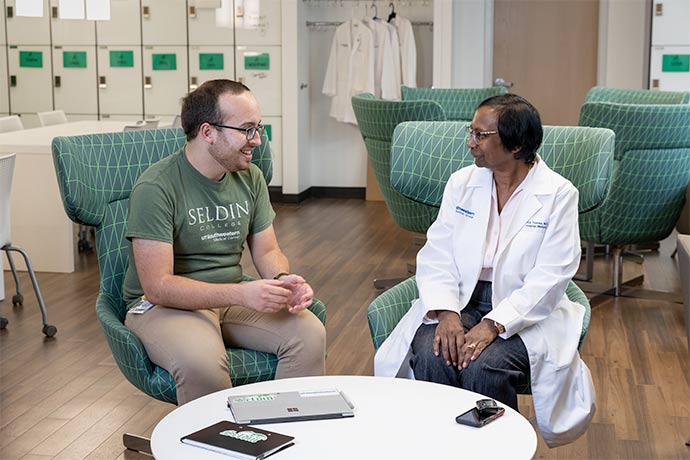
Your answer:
[52,6,58,18]
[6,6,12,18]
[54,75,61,88]
[189,6,196,17]
[652,79,660,89]
[10,75,16,87]
[144,76,152,89]
[190,76,198,91]
[142,5,150,19]
[655,3,663,16]
[99,76,107,89]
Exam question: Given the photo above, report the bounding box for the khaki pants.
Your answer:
[125,305,326,405]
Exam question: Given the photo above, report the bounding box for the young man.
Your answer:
[123,80,325,405]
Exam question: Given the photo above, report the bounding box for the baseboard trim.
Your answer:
[269,186,366,203]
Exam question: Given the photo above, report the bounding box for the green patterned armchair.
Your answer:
[52,128,325,452]
[367,122,614,385]
[584,86,690,105]
[401,86,508,121]
[351,93,446,289]
[579,102,690,296]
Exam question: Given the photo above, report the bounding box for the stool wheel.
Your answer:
[0,317,7,329]
[42,324,57,337]
[12,293,23,307]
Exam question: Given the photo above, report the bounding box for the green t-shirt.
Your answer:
[122,148,275,306]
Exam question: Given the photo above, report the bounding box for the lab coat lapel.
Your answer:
[494,162,548,262]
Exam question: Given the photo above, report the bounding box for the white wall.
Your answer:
[599,0,650,89]
[303,1,434,190]
[433,0,493,89]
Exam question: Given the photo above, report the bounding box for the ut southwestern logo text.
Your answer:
[455,206,475,219]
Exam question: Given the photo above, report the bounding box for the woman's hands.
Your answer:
[433,311,499,369]
[433,310,466,368]
[460,319,499,369]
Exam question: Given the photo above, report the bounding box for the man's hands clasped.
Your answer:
[434,311,499,369]
[242,274,314,314]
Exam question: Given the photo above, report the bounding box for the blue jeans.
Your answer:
[410,281,530,410]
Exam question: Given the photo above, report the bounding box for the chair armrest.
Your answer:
[367,277,419,351]
[96,293,178,404]
[565,281,590,351]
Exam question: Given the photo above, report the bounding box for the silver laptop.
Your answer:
[227,389,355,424]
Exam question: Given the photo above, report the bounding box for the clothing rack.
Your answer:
[306,20,433,29]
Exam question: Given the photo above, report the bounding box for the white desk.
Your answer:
[151,375,538,460]
[0,121,159,274]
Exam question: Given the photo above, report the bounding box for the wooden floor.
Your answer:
[1,198,689,459]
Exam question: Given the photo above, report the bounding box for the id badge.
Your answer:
[130,297,156,314]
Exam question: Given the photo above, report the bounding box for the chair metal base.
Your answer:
[123,433,153,456]
[577,277,682,305]
[575,242,649,282]
[1,244,56,337]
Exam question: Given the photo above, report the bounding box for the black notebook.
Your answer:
[181,420,295,460]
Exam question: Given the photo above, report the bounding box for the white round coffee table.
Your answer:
[151,375,537,459]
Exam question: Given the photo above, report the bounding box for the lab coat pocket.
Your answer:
[538,303,582,370]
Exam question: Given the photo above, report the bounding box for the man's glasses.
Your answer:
[466,126,498,143]
[210,122,265,140]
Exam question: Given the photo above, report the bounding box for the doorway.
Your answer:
[493,0,599,125]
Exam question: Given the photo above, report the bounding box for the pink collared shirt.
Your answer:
[479,163,538,282]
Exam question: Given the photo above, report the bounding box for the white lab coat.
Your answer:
[374,158,596,447]
[382,20,402,100]
[322,19,375,124]
[362,18,397,100]
[390,15,416,87]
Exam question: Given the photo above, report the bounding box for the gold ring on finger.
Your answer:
[467,343,477,349]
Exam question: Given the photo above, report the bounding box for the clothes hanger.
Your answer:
[387,2,397,22]
[371,2,379,20]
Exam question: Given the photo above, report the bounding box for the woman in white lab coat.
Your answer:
[374,94,595,447]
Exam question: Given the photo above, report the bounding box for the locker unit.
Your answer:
[235,45,281,116]
[234,0,281,46]
[188,46,236,91]
[8,46,53,114]
[5,0,50,45]
[97,46,144,117]
[652,0,690,46]
[95,0,142,46]
[188,0,235,46]
[142,0,188,46]
[650,0,690,91]
[53,46,98,115]
[0,47,9,113]
[650,46,690,92]
[50,0,96,46]
[262,116,281,186]
[143,46,188,116]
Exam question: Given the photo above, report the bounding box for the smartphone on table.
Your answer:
[455,398,505,427]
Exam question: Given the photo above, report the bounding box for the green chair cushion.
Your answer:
[578,102,690,245]
[351,94,446,234]
[391,122,615,215]
[401,86,508,121]
[584,86,690,105]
